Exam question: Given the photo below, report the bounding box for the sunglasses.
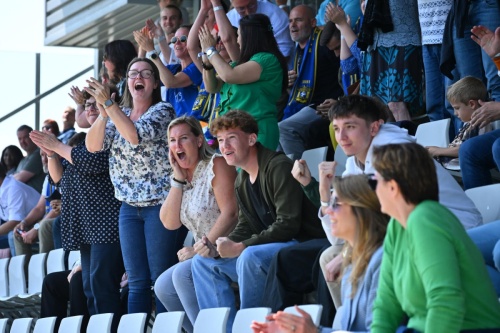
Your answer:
[366,174,377,191]
[42,125,52,131]
[170,35,187,44]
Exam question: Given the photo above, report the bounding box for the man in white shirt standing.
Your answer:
[226,0,294,59]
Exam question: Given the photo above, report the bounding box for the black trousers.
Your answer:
[40,270,89,333]
[261,238,336,327]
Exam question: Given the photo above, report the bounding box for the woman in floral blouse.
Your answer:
[85,58,187,316]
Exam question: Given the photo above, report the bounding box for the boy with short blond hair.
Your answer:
[426,76,490,167]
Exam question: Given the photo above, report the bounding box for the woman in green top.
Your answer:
[198,7,288,150]
[371,143,500,333]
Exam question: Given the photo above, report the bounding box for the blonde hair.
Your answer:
[167,116,214,162]
[333,175,389,296]
[446,76,487,105]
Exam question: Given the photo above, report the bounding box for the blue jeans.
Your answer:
[278,107,330,160]
[155,259,197,333]
[119,202,187,315]
[459,129,500,189]
[422,44,450,122]
[53,216,62,249]
[80,243,124,333]
[453,0,500,102]
[7,231,15,256]
[191,241,297,333]
[468,221,500,296]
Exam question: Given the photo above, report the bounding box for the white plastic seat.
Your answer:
[415,118,451,148]
[193,307,230,333]
[10,318,33,333]
[67,251,80,269]
[232,307,271,333]
[33,317,57,333]
[117,313,147,333]
[284,304,323,326]
[301,146,328,181]
[465,184,500,223]
[0,258,9,297]
[58,315,83,333]
[152,312,185,333]
[46,249,65,274]
[18,252,46,298]
[0,318,8,333]
[87,313,113,333]
[0,255,26,300]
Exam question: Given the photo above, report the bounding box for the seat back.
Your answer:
[27,253,47,294]
[415,119,451,148]
[284,304,323,326]
[193,308,230,333]
[67,251,80,269]
[33,317,57,333]
[10,318,33,333]
[152,312,185,333]
[465,184,500,223]
[87,313,113,333]
[0,318,8,333]
[117,313,147,333]
[58,316,83,333]
[8,255,26,296]
[334,146,347,176]
[232,308,271,333]
[0,258,9,297]
[46,249,65,274]
[301,147,328,181]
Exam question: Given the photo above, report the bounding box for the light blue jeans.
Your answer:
[119,202,188,315]
[468,221,500,296]
[191,241,297,333]
[155,259,197,333]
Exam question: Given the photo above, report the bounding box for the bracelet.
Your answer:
[320,201,329,207]
[170,181,184,190]
[173,177,187,184]
[47,154,56,159]
[99,114,109,121]
[279,4,288,8]
[213,5,224,11]
[202,62,214,70]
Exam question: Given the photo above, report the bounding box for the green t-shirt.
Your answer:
[371,200,500,333]
[219,52,283,150]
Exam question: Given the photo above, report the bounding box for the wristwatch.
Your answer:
[146,50,159,60]
[33,223,41,230]
[205,47,218,59]
[103,99,114,108]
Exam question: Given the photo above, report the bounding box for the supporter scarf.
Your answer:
[191,82,219,122]
[283,27,322,120]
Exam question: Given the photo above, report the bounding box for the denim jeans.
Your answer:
[278,106,330,160]
[468,221,500,296]
[191,240,297,333]
[459,129,500,189]
[119,202,187,315]
[423,44,450,122]
[80,243,124,333]
[453,0,500,102]
[155,259,196,333]
[53,216,62,249]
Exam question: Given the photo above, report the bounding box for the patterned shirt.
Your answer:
[56,143,121,251]
[179,154,222,242]
[417,0,453,45]
[102,101,174,206]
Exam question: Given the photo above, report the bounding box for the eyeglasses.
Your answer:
[366,174,377,191]
[85,102,98,110]
[127,69,154,79]
[329,195,343,211]
[170,35,187,44]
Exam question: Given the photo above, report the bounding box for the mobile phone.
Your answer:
[16,229,24,235]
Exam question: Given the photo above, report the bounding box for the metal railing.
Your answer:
[0,53,93,128]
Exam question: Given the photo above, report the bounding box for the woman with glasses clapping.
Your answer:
[85,57,187,319]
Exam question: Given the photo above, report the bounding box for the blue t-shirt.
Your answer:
[166,62,202,117]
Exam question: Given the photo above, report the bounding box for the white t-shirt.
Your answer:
[0,176,40,222]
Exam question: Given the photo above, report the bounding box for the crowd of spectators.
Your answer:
[1,0,500,332]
